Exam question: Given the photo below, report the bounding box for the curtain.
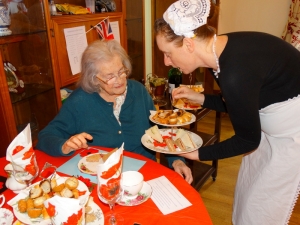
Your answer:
[282,0,300,51]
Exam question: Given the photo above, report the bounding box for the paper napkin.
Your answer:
[97,143,124,203]
[6,124,38,179]
[44,196,85,225]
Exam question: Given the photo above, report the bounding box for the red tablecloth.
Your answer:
[0,147,213,225]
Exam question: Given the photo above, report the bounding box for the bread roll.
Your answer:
[65,177,79,190]
[61,187,74,198]
[29,186,43,199]
[168,118,177,125]
[40,180,51,194]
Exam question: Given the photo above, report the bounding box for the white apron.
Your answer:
[232,95,300,225]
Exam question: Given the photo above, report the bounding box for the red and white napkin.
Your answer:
[97,143,124,203]
[6,124,37,176]
[44,196,86,225]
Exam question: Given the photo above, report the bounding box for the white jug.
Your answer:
[4,163,27,193]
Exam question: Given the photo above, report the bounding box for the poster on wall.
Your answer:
[64,26,88,75]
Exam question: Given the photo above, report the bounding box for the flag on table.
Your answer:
[95,18,115,40]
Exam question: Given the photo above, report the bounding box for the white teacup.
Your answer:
[122,171,144,199]
[0,194,5,208]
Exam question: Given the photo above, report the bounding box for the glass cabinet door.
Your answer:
[0,0,57,149]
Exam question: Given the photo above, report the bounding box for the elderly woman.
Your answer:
[155,0,300,224]
[36,39,192,183]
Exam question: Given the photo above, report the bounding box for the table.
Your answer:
[0,147,213,225]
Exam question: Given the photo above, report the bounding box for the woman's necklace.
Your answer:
[212,34,220,78]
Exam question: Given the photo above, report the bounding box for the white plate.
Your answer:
[78,153,106,175]
[85,200,104,225]
[118,181,152,206]
[9,175,89,225]
[0,208,14,225]
[141,129,203,154]
[149,110,196,127]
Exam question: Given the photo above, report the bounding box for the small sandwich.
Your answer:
[145,125,163,143]
[174,138,186,151]
[181,132,196,149]
[175,129,196,149]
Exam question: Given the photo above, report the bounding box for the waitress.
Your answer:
[155,0,300,224]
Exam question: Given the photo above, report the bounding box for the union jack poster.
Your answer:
[95,18,115,40]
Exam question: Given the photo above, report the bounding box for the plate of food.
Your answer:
[141,125,203,154]
[179,84,204,93]
[172,84,204,110]
[172,98,202,110]
[85,197,104,225]
[8,175,90,225]
[78,152,106,175]
[149,109,196,127]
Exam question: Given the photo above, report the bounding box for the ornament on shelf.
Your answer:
[0,0,12,36]
[4,61,25,94]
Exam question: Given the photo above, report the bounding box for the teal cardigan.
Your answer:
[36,80,184,168]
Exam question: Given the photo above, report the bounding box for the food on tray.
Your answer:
[180,84,204,93]
[145,127,196,152]
[172,85,203,109]
[151,109,192,125]
[145,125,163,143]
[17,176,85,219]
[173,98,201,109]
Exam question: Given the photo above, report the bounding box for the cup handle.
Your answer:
[0,194,5,208]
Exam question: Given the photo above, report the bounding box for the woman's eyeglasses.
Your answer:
[97,68,129,85]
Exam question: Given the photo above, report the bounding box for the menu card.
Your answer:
[148,176,192,215]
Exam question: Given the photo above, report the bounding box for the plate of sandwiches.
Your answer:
[149,109,196,127]
[141,125,203,154]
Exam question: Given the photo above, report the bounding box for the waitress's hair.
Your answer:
[78,39,132,93]
[154,2,217,47]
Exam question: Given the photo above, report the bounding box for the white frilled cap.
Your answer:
[163,0,211,38]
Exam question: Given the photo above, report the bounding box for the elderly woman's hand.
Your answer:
[172,86,205,105]
[62,132,93,154]
[172,159,193,184]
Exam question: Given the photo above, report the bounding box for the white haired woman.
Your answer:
[37,39,193,184]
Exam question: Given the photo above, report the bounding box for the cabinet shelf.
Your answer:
[0,30,47,45]
[10,84,55,104]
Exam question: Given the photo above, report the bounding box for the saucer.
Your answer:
[118,181,152,206]
[0,208,14,225]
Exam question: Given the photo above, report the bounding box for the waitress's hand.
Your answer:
[172,159,193,184]
[172,86,204,105]
[179,150,200,161]
[62,132,93,154]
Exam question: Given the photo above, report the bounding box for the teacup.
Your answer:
[122,171,144,199]
[0,194,5,207]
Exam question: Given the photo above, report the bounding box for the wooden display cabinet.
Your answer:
[0,0,127,156]
[45,0,127,108]
[0,0,58,156]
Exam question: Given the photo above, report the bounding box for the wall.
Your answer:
[218,0,291,37]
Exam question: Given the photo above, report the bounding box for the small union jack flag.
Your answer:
[95,18,115,40]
